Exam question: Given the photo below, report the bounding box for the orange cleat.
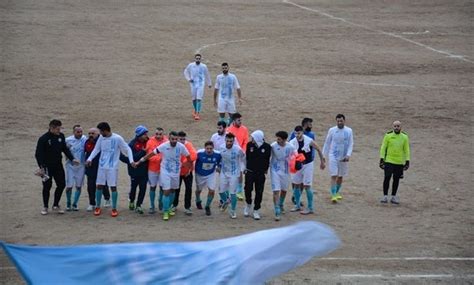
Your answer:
[111,209,119,217]
[94,207,101,216]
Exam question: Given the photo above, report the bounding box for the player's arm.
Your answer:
[35,136,46,168]
[322,129,332,160]
[343,129,354,162]
[118,137,134,164]
[205,66,212,88]
[310,140,326,169]
[184,64,192,83]
[379,134,388,169]
[62,135,79,165]
[213,78,219,107]
[86,136,101,166]
[403,135,410,170]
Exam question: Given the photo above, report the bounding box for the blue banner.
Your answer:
[2,221,340,285]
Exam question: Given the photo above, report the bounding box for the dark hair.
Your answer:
[294,125,303,132]
[156,127,164,132]
[97,122,111,132]
[72,124,81,131]
[217,121,227,128]
[225,133,235,140]
[231,113,242,120]
[336,114,345,120]
[195,53,201,58]
[49,119,62,128]
[178,131,186,137]
[275,131,288,140]
[204,141,214,147]
[169,131,178,137]
[222,62,228,67]
[301,117,313,126]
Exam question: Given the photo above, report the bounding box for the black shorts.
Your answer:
[384,162,404,179]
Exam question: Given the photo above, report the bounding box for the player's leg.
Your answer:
[41,166,53,214]
[72,167,85,210]
[219,173,230,211]
[148,171,159,213]
[228,176,239,218]
[253,172,265,220]
[273,190,281,220]
[301,163,314,214]
[102,183,111,207]
[65,165,74,210]
[194,174,203,209]
[128,176,138,210]
[86,174,96,211]
[135,176,147,214]
[169,175,180,216]
[244,171,254,217]
[52,165,66,213]
[183,172,193,214]
[174,176,183,209]
[290,170,303,211]
[390,165,403,204]
[382,163,393,203]
[160,173,172,220]
[107,169,119,217]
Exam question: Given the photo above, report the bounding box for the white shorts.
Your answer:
[329,159,349,177]
[160,172,180,190]
[66,164,85,188]
[96,168,119,187]
[148,171,160,187]
[190,85,205,100]
[271,170,290,192]
[217,98,236,114]
[195,173,216,191]
[291,161,314,187]
[219,173,239,194]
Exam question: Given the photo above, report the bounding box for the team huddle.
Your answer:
[34,54,410,221]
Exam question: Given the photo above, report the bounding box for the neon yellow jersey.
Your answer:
[379,131,410,165]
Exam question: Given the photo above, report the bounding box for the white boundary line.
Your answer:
[321,257,474,261]
[283,0,474,63]
[341,274,474,279]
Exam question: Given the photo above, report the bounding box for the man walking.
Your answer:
[145,127,167,214]
[174,131,197,215]
[184,53,212,120]
[210,121,228,151]
[379,121,410,204]
[227,113,249,201]
[322,114,354,203]
[65,125,87,211]
[213,62,242,124]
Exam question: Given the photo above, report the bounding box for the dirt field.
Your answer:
[1,0,473,284]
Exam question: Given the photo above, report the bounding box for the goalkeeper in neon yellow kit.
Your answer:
[379,121,410,204]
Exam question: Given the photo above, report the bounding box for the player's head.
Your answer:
[88,128,99,140]
[72,124,83,139]
[221,62,229,74]
[217,121,227,135]
[294,125,304,140]
[232,113,242,127]
[275,131,288,146]
[225,133,235,149]
[155,127,165,140]
[195,53,201,64]
[392,120,401,134]
[336,114,345,129]
[178,131,187,144]
[168,131,179,147]
[97,122,111,137]
[48,119,62,135]
[135,125,149,142]
[204,141,214,154]
[301,117,313,132]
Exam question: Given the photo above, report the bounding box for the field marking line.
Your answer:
[396,274,454,278]
[282,0,474,63]
[321,257,474,261]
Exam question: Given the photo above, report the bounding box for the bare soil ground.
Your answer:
[1,0,473,284]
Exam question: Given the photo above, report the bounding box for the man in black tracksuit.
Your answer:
[244,130,271,220]
[35,119,77,215]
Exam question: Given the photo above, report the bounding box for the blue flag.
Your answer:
[2,221,340,284]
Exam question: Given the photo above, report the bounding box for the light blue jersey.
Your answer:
[270,142,296,174]
[322,126,354,160]
[220,145,245,177]
[195,149,221,177]
[215,73,240,100]
[86,133,134,170]
[66,135,87,165]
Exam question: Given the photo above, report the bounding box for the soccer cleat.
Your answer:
[184,208,193,216]
[243,204,251,217]
[128,202,135,211]
[236,192,244,201]
[253,210,261,220]
[280,206,286,214]
[111,209,119,217]
[86,205,94,212]
[220,200,229,211]
[290,206,301,212]
[94,207,102,216]
[104,200,111,208]
[72,204,79,211]
[148,207,156,214]
[163,211,169,221]
[194,113,200,121]
[52,206,64,214]
[196,201,203,210]
[300,209,314,215]
[205,206,211,216]
[331,195,338,203]
[380,196,388,203]
[335,193,343,200]
[41,208,48,215]
[169,208,176,216]
[275,215,281,221]
[229,210,237,219]
[390,196,400,205]
[135,207,144,214]
[66,205,72,212]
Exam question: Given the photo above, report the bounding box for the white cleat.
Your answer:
[253,210,261,220]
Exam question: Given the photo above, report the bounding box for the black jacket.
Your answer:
[120,137,148,177]
[245,141,271,174]
[35,131,74,168]
[84,138,100,177]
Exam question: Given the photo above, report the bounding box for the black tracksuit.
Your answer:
[245,141,271,210]
[84,138,110,206]
[35,131,75,208]
[120,137,148,207]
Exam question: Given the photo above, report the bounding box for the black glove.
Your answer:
[295,161,303,171]
[379,158,385,169]
[404,160,410,171]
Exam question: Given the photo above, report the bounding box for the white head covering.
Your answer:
[251,130,265,148]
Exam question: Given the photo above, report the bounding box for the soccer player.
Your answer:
[64,125,87,211]
[194,141,222,216]
[379,120,410,204]
[210,121,228,151]
[244,130,271,220]
[227,113,249,200]
[184,53,212,120]
[145,127,167,214]
[322,114,354,203]
[219,133,246,219]
[213,62,242,124]
[84,128,110,211]
[289,126,326,215]
[270,131,296,221]
[120,126,149,214]
[86,122,134,217]
[174,131,197,215]
[35,119,78,215]
[135,131,192,221]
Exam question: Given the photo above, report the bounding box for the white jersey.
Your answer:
[210,132,226,151]
[65,135,87,165]
[214,73,240,100]
[270,142,296,174]
[220,144,245,177]
[153,141,190,176]
[322,126,354,160]
[184,62,211,88]
[86,133,133,170]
